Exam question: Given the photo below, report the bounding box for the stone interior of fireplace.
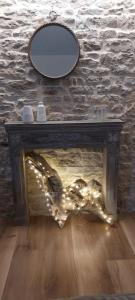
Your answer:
[25,148,104,226]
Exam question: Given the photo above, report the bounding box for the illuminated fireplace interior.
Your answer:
[25,148,114,227]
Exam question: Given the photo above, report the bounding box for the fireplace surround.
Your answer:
[5,120,123,225]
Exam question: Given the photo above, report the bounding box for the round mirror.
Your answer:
[28,23,80,79]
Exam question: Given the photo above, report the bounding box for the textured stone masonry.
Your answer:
[0,0,135,215]
[26,149,103,216]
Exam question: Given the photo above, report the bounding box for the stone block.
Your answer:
[104,39,133,53]
[83,40,101,51]
[100,30,117,39]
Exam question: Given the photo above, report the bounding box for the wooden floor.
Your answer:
[0,214,135,300]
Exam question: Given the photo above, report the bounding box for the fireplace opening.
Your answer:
[25,148,115,227]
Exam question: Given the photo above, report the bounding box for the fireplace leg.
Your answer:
[9,144,29,225]
[103,134,120,216]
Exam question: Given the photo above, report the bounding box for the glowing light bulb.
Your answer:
[81,187,88,196]
[45,192,50,197]
[107,217,113,224]
[59,221,63,227]
[93,191,101,198]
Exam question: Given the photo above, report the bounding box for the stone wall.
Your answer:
[26,149,103,216]
[0,0,135,216]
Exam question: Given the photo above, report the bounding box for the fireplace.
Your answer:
[5,120,123,225]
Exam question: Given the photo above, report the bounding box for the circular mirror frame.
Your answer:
[28,23,80,79]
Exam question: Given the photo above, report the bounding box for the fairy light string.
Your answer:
[26,153,116,228]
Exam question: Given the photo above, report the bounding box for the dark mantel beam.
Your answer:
[5,119,123,132]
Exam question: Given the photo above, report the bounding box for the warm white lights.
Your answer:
[93,191,101,198]
[26,156,116,228]
[30,165,34,170]
[80,187,88,196]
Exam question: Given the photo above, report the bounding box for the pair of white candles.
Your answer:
[22,102,46,123]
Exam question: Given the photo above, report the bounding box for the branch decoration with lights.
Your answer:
[26,152,117,228]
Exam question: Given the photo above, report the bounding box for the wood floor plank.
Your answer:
[102,223,135,260]
[120,215,135,254]
[33,217,79,299]
[1,245,38,300]
[107,259,135,294]
[1,217,79,300]
[1,214,135,300]
[71,215,114,296]
[0,224,17,300]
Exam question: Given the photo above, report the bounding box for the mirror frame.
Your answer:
[28,23,80,79]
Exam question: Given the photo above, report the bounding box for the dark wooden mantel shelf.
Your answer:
[5,119,123,129]
[5,119,124,225]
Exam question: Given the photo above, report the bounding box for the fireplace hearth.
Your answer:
[5,120,123,225]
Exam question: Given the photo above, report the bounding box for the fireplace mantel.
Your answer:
[5,120,123,224]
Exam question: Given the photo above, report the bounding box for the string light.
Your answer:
[26,155,116,228]
[30,165,34,170]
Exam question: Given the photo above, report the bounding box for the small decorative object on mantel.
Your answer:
[36,102,47,122]
[21,105,34,123]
